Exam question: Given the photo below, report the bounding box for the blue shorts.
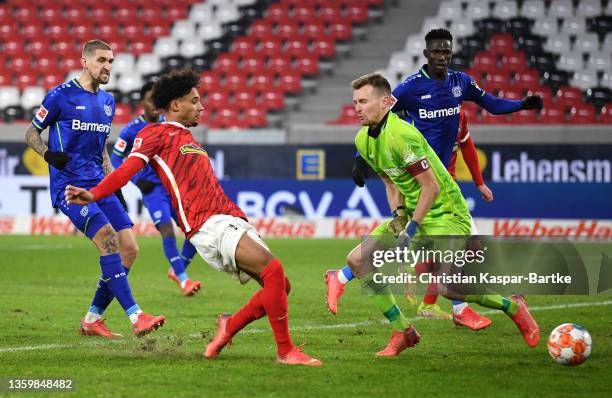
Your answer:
[142,185,176,228]
[58,194,133,240]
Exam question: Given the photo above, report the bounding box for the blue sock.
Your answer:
[163,236,188,282]
[452,300,464,305]
[88,265,131,316]
[180,239,197,269]
[100,253,139,316]
[339,265,354,283]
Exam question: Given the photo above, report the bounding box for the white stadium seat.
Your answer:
[197,23,223,41]
[570,69,598,90]
[136,54,162,76]
[118,74,144,93]
[577,0,602,17]
[606,0,612,15]
[561,16,586,36]
[112,53,136,77]
[574,33,600,53]
[388,51,415,78]
[586,51,611,72]
[180,38,206,58]
[557,51,583,72]
[603,33,612,51]
[451,19,475,38]
[544,35,571,54]
[405,34,424,58]
[492,1,518,19]
[465,0,490,19]
[438,1,462,20]
[189,3,214,23]
[548,0,574,18]
[171,20,197,40]
[216,4,240,24]
[520,0,546,18]
[153,37,180,58]
[21,87,46,110]
[532,17,559,36]
[421,17,446,36]
[601,72,612,89]
[0,86,21,107]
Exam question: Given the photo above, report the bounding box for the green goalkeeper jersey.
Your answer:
[355,111,470,225]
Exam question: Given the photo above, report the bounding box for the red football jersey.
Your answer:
[128,121,246,238]
[448,109,470,178]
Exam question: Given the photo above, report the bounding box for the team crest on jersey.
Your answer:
[35,105,48,122]
[80,206,89,217]
[133,138,143,149]
[452,86,462,97]
[180,143,208,157]
[104,104,112,116]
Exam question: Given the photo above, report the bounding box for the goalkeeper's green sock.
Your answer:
[361,273,410,331]
[464,294,519,316]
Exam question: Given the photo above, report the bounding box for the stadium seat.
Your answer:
[501,51,527,73]
[0,87,20,107]
[600,105,612,124]
[278,71,302,95]
[251,72,276,92]
[233,89,258,110]
[421,17,447,36]
[585,51,611,72]
[172,21,196,41]
[21,25,44,41]
[154,38,180,58]
[570,70,599,90]
[574,33,600,53]
[492,1,518,19]
[267,55,293,76]
[505,17,532,38]
[438,1,462,21]
[544,35,571,54]
[346,3,369,25]
[452,19,476,38]
[578,0,602,17]
[243,107,268,128]
[197,23,223,41]
[130,39,154,57]
[113,103,133,124]
[260,88,285,111]
[599,72,612,89]
[285,38,310,59]
[561,16,586,36]
[509,109,538,124]
[20,87,45,111]
[388,51,415,79]
[547,0,574,18]
[295,54,320,77]
[473,51,497,69]
[166,5,189,20]
[538,105,566,123]
[329,20,353,42]
[122,24,145,42]
[180,39,206,59]
[532,16,558,37]
[585,87,612,109]
[42,73,65,90]
[489,34,514,55]
[0,71,12,86]
[302,22,327,42]
[311,39,336,59]
[569,104,597,124]
[136,54,162,78]
[214,54,240,76]
[543,70,571,91]
[465,0,490,19]
[206,91,228,112]
[405,35,424,58]
[556,86,584,110]
[526,85,554,107]
[557,52,583,72]
[118,75,143,94]
[189,3,214,22]
[16,72,39,90]
[113,54,136,77]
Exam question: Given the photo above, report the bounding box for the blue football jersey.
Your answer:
[391,66,486,168]
[32,78,115,206]
[111,115,165,186]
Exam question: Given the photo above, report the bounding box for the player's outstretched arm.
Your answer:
[65,185,94,205]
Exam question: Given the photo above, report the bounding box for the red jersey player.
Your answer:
[65,70,322,366]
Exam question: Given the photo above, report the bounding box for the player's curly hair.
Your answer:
[139,81,156,99]
[151,69,200,110]
[425,28,453,43]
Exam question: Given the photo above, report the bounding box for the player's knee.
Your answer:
[120,241,139,267]
[158,222,175,238]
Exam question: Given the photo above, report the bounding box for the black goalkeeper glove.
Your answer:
[135,179,156,194]
[43,150,71,170]
[352,153,369,187]
[114,189,128,212]
[521,95,543,110]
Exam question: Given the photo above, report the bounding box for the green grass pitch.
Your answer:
[0,236,611,398]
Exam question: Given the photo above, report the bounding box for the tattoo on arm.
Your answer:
[25,124,48,157]
[102,144,114,176]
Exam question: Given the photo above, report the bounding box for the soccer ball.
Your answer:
[547,323,592,365]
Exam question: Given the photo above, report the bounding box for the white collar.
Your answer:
[163,121,186,129]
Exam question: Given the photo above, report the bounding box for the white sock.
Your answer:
[453,302,468,315]
[129,309,143,324]
[84,312,102,324]
[337,270,350,284]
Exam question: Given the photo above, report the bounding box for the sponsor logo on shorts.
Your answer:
[35,105,48,122]
[80,206,89,217]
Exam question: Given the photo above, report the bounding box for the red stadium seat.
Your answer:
[526,85,554,107]
[319,4,342,23]
[199,71,221,89]
[108,41,128,53]
[114,104,133,124]
[16,71,39,90]
[259,38,283,58]
[600,105,612,124]
[141,8,163,24]
[21,25,45,41]
[276,23,300,41]
[243,107,268,128]
[0,71,13,86]
[40,8,62,24]
[89,8,113,20]
[129,39,153,56]
[233,89,258,110]
[473,51,498,69]
[266,3,290,24]
[508,109,538,124]
[42,73,65,90]
[114,8,138,25]
[285,38,310,59]
[260,88,285,111]
[346,3,369,24]
[206,91,229,112]
[311,38,336,59]
[478,110,509,124]
[501,51,527,73]
[302,21,327,42]
[64,6,88,24]
[122,24,145,41]
[295,54,320,76]
[267,55,293,75]
[33,57,58,75]
[556,86,584,110]
[46,24,69,42]
[489,34,514,55]
[569,104,597,124]
[28,39,50,56]
[293,5,317,23]
[8,55,33,74]
[538,105,566,124]
[278,71,302,95]
[145,23,171,38]
[58,56,81,71]
[209,108,244,129]
[165,5,188,20]
[71,23,96,39]
[3,39,26,58]
[328,104,359,125]
[249,20,274,41]
[232,36,257,58]
[461,102,480,121]
[14,5,38,25]
[214,54,240,76]
[251,72,276,93]
[329,21,353,42]
[223,74,248,92]
[485,72,511,93]
[241,55,266,75]
[498,88,523,101]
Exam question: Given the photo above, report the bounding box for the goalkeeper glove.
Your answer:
[114,189,128,212]
[387,206,408,237]
[398,220,420,247]
[44,150,71,170]
[352,152,369,187]
[135,179,156,194]
[521,95,543,110]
